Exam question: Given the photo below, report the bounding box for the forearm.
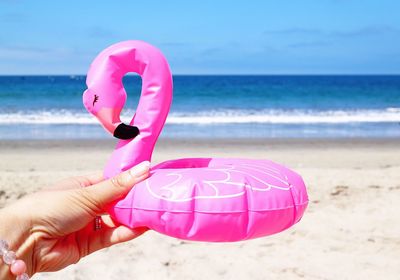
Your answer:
[0,206,34,279]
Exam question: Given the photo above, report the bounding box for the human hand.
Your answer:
[0,161,150,279]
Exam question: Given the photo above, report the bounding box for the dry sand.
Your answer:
[0,138,399,280]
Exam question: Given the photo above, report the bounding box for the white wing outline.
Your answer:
[145,161,293,202]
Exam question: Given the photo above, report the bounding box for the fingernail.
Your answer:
[129,161,150,177]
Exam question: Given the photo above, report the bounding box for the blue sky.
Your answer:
[0,0,399,74]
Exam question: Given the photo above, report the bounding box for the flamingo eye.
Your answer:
[92,94,99,107]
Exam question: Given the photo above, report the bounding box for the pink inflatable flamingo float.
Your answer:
[83,41,308,242]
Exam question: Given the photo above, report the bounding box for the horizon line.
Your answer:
[0,73,399,77]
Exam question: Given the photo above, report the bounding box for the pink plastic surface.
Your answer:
[83,40,308,242]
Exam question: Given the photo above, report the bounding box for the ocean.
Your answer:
[0,75,399,139]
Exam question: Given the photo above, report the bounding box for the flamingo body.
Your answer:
[83,41,308,242]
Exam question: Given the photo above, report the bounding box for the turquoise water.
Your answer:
[0,75,399,139]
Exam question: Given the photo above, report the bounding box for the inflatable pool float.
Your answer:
[83,40,308,242]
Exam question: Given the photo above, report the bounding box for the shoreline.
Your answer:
[1,137,399,149]
[2,137,398,170]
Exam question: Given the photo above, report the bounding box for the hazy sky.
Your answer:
[0,0,399,74]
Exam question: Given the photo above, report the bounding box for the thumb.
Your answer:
[79,161,150,211]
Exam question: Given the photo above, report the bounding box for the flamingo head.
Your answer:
[83,89,140,140]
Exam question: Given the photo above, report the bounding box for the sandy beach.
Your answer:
[0,138,399,280]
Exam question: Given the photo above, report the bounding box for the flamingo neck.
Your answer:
[86,41,173,177]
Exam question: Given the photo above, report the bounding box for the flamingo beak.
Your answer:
[95,108,140,140]
[113,123,140,140]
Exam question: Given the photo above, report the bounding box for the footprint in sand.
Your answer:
[330,185,349,196]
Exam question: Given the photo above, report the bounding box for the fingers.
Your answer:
[71,173,106,188]
[48,172,105,191]
[87,226,148,255]
[100,215,119,228]
[107,226,148,244]
[78,161,150,211]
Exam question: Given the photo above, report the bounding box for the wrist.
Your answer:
[0,206,35,278]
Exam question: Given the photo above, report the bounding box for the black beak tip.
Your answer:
[113,123,140,140]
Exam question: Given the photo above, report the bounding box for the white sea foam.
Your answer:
[0,108,399,125]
